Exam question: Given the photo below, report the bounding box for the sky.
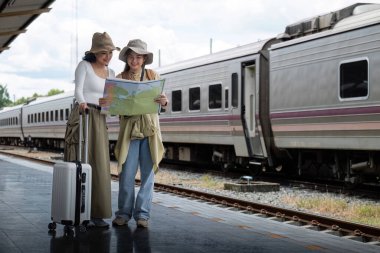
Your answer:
[1,0,379,101]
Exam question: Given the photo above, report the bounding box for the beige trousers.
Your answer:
[64,104,112,218]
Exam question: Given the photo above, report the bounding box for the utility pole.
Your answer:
[210,38,213,54]
[158,49,161,67]
[75,0,78,65]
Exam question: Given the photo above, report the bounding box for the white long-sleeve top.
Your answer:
[74,60,116,105]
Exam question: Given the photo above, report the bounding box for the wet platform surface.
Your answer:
[1,154,379,253]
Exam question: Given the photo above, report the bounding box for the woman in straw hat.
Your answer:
[64,32,119,228]
[112,39,168,228]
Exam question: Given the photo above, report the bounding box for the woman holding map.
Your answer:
[64,32,119,228]
[112,39,168,228]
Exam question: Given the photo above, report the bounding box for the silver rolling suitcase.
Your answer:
[49,109,92,235]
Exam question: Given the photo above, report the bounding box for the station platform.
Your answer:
[0,154,379,253]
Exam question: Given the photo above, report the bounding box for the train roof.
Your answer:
[0,104,23,112]
[156,38,276,75]
[271,3,380,50]
[22,90,74,107]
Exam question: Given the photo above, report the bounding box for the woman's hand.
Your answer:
[155,93,168,107]
[79,102,88,112]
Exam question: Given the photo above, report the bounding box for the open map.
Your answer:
[100,78,165,116]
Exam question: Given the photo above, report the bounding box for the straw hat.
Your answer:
[119,39,153,65]
[86,32,119,54]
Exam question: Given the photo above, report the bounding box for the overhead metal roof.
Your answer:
[0,0,55,55]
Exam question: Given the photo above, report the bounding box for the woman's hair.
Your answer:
[123,49,132,72]
[83,53,97,62]
[123,49,147,72]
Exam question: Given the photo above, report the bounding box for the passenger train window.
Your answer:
[65,109,69,120]
[189,87,200,110]
[42,112,45,122]
[208,84,222,109]
[225,88,229,109]
[231,73,238,107]
[38,113,41,123]
[50,111,53,121]
[55,110,58,121]
[339,59,368,100]
[46,111,49,122]
[172,90,182,112]
[60,109,64,121]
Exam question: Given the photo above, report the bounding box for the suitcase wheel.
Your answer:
[79,225,87,233]
[64,225,74,237]
[48,222,56,230]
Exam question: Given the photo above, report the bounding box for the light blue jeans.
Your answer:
[116,137,154,221]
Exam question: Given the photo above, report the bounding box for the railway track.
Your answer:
[1,148,380,245]
[4,145,379,199]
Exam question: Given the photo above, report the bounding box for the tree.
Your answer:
[14,97,28,106]
[0,84,12,109]
[1,87,66,107]
[47,89,64,96]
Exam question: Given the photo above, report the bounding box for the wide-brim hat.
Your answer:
[85,32,119,54]
[119,39,153,65]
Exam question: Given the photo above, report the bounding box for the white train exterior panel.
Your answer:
[0,105,22,139]
[22,91,74,139]
[158,48,267,158]
[270,9,380,151]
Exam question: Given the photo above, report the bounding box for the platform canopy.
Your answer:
[0,0,55,55]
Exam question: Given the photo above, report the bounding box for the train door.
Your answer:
[242,60,265,159]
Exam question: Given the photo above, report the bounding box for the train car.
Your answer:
[0,104,23,145]
[21,90,75,149]
[269,3,380,183]
[157,38,280,172]
[157,3,380,183]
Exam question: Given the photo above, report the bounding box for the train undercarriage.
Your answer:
[280,149,380,185]
[2,136,379,185]
[161,142,380,185]
[0,136,65,150]
[162,142,265,175]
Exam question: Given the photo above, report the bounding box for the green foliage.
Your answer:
[2,88,65,107]
[47,89,64,96]
[200,174,223,189]
[13,97,28,106]
[0,84,12,109]
[284,195,380,227]
[297,197,348,212]
[351,204,380,227]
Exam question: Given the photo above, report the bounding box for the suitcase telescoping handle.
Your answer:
[78,108,89,164]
